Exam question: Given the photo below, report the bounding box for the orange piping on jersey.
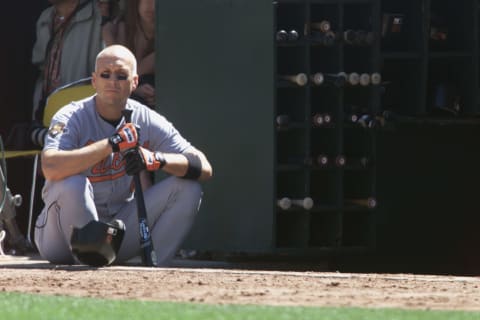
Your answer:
[88,170,127,183]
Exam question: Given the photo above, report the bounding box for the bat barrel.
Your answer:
[292,197,314,210]
[277,197,292,210]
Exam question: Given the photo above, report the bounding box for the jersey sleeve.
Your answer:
[43,102,81,151]
[141,107,192,153]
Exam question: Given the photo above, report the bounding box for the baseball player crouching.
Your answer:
[34,45,213,267]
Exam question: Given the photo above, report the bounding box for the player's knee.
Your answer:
[36,230,76,265]
[176,178,202,201]
[169,177,203,214]
[183,178,202,196]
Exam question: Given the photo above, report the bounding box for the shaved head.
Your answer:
[92,45,139,115]
[95,45,137,75]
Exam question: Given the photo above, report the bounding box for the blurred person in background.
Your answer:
[102,0,155,108]
[30,0,119,147]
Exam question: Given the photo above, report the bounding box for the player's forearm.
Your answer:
[41,139,112,181]
[161,150,213,181]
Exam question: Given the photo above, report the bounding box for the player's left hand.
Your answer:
[124,147,166,175]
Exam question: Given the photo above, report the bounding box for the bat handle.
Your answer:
[122,109,133,123]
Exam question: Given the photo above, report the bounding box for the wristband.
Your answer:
[182,153,202,180]
[108,134,121,152]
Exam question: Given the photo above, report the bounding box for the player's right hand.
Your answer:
[108,123,139,152]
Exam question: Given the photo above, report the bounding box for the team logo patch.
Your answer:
[48,122,66,138]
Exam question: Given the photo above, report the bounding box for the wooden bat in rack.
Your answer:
[279,73,308,86]
[345,197,377,209]
[310,20,331,32]
[277,197,314,210]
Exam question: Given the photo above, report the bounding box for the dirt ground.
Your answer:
[0,255,479,311]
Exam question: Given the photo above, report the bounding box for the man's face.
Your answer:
[92,55,138,107]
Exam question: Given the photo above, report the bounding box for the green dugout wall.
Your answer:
[156,1,275,252]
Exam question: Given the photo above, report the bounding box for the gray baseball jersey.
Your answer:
[43,96,191,217]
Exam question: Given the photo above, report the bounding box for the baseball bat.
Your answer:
[310,73,324,86]
[335,155,346,167]
[345,197,377,209]
[321,72,347,87]
[279,73,308,86]
[310,20,331,32]
[316,154,328,166]
[359,73,371,86]
[122,109,158,266]
[276,29,288,41]
[370,72,382,85]
[275,114,290,128]
[277,197,314,210]
[346,72,360,86]
[277,197,291,210]
[287,29,299,41]
[312,113,324,126]
[291,197,314,210]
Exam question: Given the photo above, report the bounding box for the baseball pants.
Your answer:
[34,175,202,266]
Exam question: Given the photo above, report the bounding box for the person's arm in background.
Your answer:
[98,0,124,46]
[101,0,156,107]
[134,52,155,106]
[138,52,154,76]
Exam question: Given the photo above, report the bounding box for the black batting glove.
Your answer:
[124,147,166,176]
